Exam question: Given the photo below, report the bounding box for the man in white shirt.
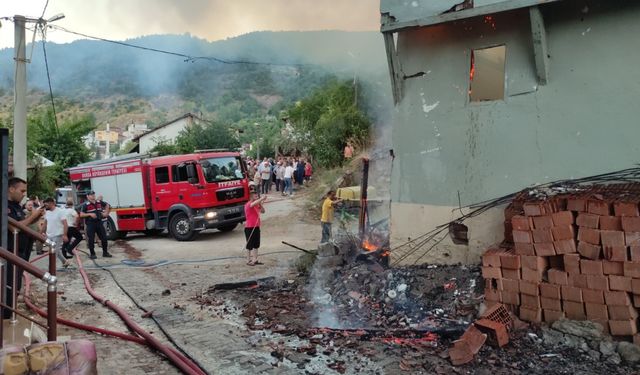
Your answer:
[42,198,71,268]
[284,162,295,196]
[62,199,82,259]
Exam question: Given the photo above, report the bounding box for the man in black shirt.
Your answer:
[80,191,112,259]
[5,177,43,318]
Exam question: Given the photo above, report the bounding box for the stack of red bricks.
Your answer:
[483,192,640,337]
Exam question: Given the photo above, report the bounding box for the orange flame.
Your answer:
[362,240,378,252]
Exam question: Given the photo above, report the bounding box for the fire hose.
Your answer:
[23,252,208,375]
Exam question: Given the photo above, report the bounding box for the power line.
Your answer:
[39,24,59,133]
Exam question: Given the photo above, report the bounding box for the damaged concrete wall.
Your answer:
[388,0,640,264]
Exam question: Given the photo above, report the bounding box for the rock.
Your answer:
[562,334,587,350]
[542,327,565,347]
[587,350,601,361]
[617,342,640,363]
[606,353,622,365]
[599,340,617,357]
[317,243,338,257]
[551,319,603,340]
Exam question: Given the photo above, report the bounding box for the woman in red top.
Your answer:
[244,186,267,266]
[304,161,312,182]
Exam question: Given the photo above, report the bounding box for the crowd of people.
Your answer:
[245,156,312,197]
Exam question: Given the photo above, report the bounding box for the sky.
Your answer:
[0,0,380,49]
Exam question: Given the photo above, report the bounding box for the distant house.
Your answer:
[380,0,640,264]
[134,113,203,154]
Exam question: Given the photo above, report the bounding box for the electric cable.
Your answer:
[38,24,59,132]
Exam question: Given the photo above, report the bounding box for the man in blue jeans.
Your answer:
[283,161,294,196]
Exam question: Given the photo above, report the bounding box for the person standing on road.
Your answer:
[304,161,313,183]
[5,178,43,318]
[80,191,112,259]
[244,187,266,266]
[320,191,342,244]
[24,200,44,255]
[283,162,294,196]
[62,199,82,258]
[275,161,284,192]
[42,198,72,268]
[96,194,111,233]
[260,161,271,195]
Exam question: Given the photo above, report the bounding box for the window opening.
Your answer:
[469,45,506,102]
[155,166,170,184]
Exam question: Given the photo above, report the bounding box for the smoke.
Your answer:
[307,260,346,329]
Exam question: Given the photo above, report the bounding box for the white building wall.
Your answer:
[139,117,193,154]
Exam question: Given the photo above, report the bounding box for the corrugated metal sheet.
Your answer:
[381,0,564,32]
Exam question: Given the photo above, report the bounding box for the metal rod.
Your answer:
[8,217,47,243]
[0,247,47,282]
[281,241,316,255]
[0,263,3,349]
[47,241,57,341]
[0,301,47,328]
[11,229,18,324]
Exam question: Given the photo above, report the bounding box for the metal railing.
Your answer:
[0,216,58,345]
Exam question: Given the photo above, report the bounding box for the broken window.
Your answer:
[469,45,506,102]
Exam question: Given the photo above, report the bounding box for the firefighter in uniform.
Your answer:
[80,191,112,259]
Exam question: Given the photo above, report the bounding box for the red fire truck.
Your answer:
[67,151,250,241]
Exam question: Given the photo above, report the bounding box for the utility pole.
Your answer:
[13,15,27,180]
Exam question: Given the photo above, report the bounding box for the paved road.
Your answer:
[27,193,324,374]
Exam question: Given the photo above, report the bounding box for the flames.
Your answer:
[362,239,378,252]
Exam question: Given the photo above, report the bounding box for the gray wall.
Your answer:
[391,0,640,207]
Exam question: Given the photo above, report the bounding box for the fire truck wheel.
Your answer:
[217,223,238,232]
[105,218,127,241]
[169,212,196,241]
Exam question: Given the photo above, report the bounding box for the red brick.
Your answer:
[551,225,575,241]
[608,305,639,320]
[588,200,611,216]
[580,259,603,275]
[485,287,501,302]
[541,296,562,311]
[601,230,626,247]
[534,242,556,256]
[603,246,628,262]
[605,291,632,306]
[511,215,531,231]
[603,261,624,276]
[522,267,544,283]
[614,202,640,217]
[554,240,577,255]
[540,283,561,299]
[595,319,610,335]
[501,290,520,305]
[502,268,520,280]
[633,279,640,295]
[460,324,488,355]
[521,256,548,271]
[577,242,601,259]
[482,267,502,279]
[533,229,554,243]
[577,213,600,228]
[624,262,640,278]
[532,215,554,229]
[521,294,541,309]
[523,202,548,217]
[609,319,638,336]
[498,278,520,292]
[519,280,539,296]
[499,253,521,270]
[514,242,535,255]
[519,306,543,323]
[582,289,605,304]
[543,309,565,323]
[563,254,580,274]
[552,211,574,226]
[561,285,583,302]
[631,246,640,262]
[570,274,589,289]
[474,318,509,347]
[622,217,640,232]
[564,301,586,320]
[626,232,640,247]
[634,295,640,308]
[513,230,533,244]
[482,247,505,267]
[609,275,633,292]
[586,275,609,291]
[578,228,601,245]
[585,303,609,320]
[449,339,475,366]
[600,216,623,231]
[567,198,587,212]
[547,269,568,285]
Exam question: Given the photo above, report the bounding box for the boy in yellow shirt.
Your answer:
[320,191,342,243]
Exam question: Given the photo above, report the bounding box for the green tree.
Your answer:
[286,80,369,167]
[27,110,96,186]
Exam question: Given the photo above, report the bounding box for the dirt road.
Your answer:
[28,192,323,374]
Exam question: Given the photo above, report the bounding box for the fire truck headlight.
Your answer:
[205,211,217,220]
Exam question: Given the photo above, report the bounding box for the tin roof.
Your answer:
[380,0,563,32]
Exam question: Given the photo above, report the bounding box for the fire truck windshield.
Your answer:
[201,157,243,183]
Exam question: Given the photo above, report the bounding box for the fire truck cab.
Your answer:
[67,151,249,241]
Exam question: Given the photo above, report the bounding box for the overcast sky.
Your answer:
[0,0,380,49]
